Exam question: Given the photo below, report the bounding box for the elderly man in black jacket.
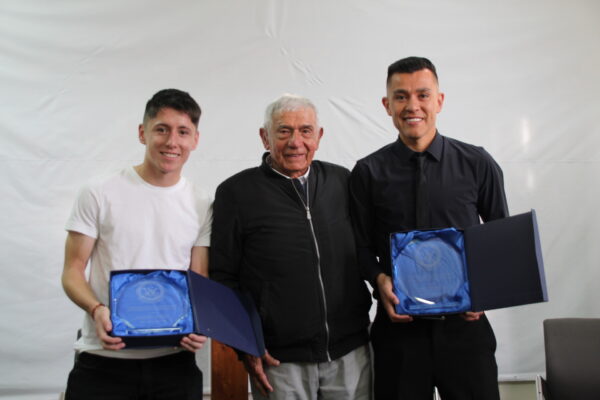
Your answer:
[210,94,372,400]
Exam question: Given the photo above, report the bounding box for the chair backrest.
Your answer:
[544,318,600,400]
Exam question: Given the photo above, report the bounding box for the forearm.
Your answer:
[62,231,101,315]
[62,265,102,315]
[190,246,209,277]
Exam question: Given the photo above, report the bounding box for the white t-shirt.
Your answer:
[65,167,212,359]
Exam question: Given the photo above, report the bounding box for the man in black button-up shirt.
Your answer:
[350,57,508,399]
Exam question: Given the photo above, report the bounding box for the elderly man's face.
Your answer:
[260,107,323,178]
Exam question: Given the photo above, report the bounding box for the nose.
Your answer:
[287,131,302,147]
[165,132,178,147]
[406,95,420,112]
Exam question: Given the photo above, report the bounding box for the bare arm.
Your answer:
[190,246,209,277]
[61,231,124,350]
[62,231,99,311]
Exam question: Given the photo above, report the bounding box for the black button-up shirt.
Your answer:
[349,133,509,284]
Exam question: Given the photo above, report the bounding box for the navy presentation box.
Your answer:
[109,269,265,356]
[390,210,548,316]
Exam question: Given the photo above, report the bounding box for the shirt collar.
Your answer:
[391,131,443,162]
[265,153,310,183]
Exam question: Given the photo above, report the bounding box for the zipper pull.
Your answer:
[306,207,311,220]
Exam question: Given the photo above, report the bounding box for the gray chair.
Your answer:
[536,318,600,400]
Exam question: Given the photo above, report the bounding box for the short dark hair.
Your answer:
[143,89,201,126]
[386,56,438,85]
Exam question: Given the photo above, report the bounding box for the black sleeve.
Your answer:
[209,182,243,290]
[476,148,509,222]
[349,161,385,285]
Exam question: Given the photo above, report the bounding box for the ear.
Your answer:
[191,129,200,150]
[138,124,146,144]
[259,128,270,150]
[382,96,392,116]
[436,92,445,114]
[314,127,324,150]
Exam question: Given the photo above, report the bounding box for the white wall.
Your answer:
[1,0,599,397]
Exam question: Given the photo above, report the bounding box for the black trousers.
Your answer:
[371,308,500,400]
[65,351,203,400]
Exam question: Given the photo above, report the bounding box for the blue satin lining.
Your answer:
[390,228,471,315]
[110,270,194,337]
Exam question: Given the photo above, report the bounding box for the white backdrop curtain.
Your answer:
[1,0,599,398]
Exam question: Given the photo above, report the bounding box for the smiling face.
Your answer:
[137,107,199,186]
[259,107,323,178]
[382,68,444,151]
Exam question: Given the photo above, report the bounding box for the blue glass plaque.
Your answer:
[390,228,471,315]
[110,270,194,337]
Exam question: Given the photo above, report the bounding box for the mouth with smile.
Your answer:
[161,151,180,158]
[403,117,424,124]
[284,153,306,159]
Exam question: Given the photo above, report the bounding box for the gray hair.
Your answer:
[263,94,320,132]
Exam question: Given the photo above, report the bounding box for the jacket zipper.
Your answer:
[292,179,332,362]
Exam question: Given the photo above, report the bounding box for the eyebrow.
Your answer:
[277,124,314,130]
[393,88,432,95]
[154,122,192,130]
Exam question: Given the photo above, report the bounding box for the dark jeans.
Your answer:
[371,308,500,400]
[65,351,203,400]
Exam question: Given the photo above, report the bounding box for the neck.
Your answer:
[266,155,309,179]
[399,131,436,153]
[134,164,181,187]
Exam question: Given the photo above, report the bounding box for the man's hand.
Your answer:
[376,273,413,323]
[180,333,208,352]
[242,351,280,396]
[93,305,125,350]
[460,311,483,322]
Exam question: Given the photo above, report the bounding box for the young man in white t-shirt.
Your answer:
[62,89,212,399]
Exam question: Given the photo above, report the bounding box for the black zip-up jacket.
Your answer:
[210,156,372,362]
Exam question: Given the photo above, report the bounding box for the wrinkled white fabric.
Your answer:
[1,0,599,397]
